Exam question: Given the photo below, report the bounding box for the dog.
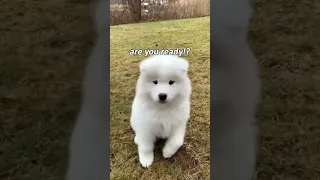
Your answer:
[130,55,192,168]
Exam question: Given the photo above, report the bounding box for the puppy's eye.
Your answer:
[153,80,158,85]
[169,80,175,85]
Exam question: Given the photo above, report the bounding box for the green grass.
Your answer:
[110,17,210,179]
[0,0,320,179]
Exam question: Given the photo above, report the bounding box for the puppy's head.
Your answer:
[136,55,191,104]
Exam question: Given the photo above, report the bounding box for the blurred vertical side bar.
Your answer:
[66,0,110,180]
[210,0,261,180]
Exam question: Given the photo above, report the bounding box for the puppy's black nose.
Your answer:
[158,93,167,101]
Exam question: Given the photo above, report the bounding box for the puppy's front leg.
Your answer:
[134,134,156,168]
[162,125,186,158]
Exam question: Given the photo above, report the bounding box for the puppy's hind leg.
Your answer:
[135,133,156,168]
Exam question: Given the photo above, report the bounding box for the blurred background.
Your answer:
[0,0,319,179]
[110,0,210,25]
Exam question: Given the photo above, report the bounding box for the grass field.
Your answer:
[0,0,319,180]
[110,17,210,179]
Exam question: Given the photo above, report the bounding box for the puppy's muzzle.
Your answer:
[158,93,167,103]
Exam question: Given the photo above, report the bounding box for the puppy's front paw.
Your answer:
[139,152,154,168]
[162,145,177,159]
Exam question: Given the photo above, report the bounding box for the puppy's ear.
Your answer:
[139,59,148,73]
[139,56,155,73]
[180,59,189,73]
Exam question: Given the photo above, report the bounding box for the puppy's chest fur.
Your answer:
[148,110,184,138]
[131,101,189,139]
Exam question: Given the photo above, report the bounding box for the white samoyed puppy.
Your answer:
[130,55,192,168]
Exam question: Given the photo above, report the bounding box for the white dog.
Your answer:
[130,55,192,168]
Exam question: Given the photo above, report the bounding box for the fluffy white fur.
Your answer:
[130,55,192,168]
